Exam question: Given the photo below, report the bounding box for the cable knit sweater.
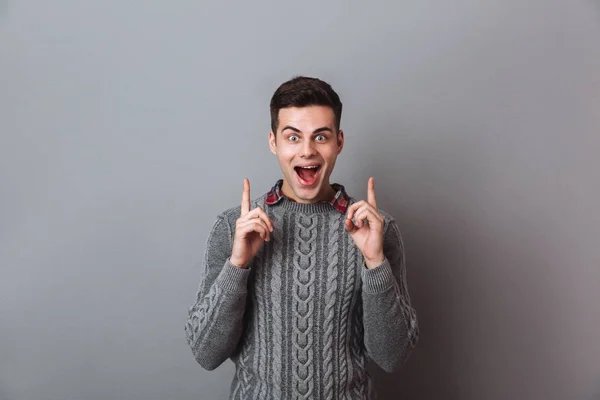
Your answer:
[185,193,418,400]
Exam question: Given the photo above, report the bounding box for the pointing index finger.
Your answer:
[241,178,251,216]
[367,177,377,208]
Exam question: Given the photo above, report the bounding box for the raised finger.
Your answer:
[241,178,251,216]
[367,177,377,208]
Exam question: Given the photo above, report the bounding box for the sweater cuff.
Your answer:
[216,259,251,293]
[362,258,396,293]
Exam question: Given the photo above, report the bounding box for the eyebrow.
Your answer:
[281,126,334,134]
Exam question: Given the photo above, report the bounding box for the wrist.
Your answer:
[364,254,385,269]
[229,256,248,269]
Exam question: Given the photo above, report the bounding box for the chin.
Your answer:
[292,179,328,203]
[292,186,320,202]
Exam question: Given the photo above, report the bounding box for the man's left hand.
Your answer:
[345,177,385,269]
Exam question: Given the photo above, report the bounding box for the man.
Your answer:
[185,76,418,399]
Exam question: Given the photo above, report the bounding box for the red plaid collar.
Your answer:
[265,179,350,213]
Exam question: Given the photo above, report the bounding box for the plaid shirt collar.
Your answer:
[265,179,350,213]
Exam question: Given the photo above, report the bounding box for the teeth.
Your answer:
[299,165,319,169]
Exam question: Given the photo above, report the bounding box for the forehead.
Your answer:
[277,106,336,132]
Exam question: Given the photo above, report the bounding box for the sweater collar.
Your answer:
[265,179,350,213]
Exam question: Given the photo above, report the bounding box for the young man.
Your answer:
[185,76,419,399]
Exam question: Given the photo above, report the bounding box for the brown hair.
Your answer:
[270,76,343,134]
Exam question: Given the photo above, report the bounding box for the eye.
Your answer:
[315,134,326,141]
[289,135,299,142]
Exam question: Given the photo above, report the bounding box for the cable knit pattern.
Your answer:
[292,214,317,399]
[251,247,268,400]
[351,297,367,398]
[338,238,357,399]
[322,216,340,400]
[391,223,420,348]
[185,284,220,349]
[185,194,419,399]
[185,218,230,350]
[232,334,252,400]
[268,209,284,397]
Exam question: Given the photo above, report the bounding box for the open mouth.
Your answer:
[294,165,321,186]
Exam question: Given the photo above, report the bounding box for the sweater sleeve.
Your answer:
[361,219,419,372]
[185,215,251,370]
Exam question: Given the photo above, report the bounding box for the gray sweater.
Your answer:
[185,194,418,399]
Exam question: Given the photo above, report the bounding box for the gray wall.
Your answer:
[1,1,599,399]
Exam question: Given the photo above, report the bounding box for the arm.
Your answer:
[185,216,251,370]
[361,219,419,372]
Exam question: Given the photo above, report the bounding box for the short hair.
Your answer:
[270,76,343,133]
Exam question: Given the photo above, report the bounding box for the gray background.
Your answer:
[1,1,599,399]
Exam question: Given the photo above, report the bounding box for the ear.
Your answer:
[269,131,277,155]
[336,130,344,155]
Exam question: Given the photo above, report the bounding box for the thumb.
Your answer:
[345,218,358,234]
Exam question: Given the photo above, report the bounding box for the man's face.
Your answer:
[269,105,344,204]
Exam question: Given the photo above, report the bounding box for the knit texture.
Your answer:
[185,194,418,400]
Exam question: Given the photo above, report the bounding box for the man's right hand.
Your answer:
[230,178,274,269]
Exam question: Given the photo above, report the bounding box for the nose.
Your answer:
[300,139,317,158]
